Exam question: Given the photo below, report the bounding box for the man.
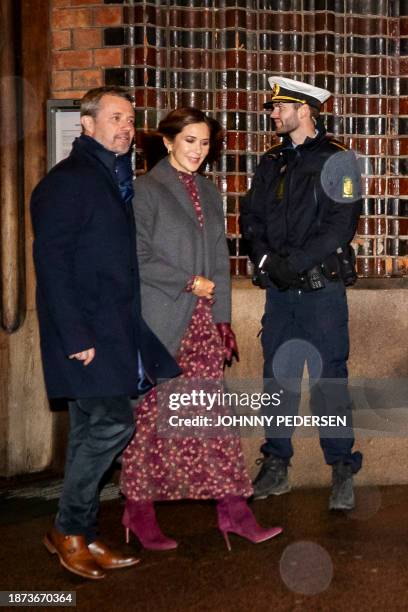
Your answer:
[240,77,362,511]
[31,86,180,579]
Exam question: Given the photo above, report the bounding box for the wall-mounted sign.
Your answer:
[47,99,81,170]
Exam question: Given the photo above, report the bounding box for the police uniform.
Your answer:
[240,77,363,509]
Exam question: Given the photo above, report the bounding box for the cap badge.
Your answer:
[272,83,280,96]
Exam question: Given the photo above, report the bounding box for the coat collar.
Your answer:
[266,129,330,167]
[148,157,205,227]
[73,134,117,175]
[72,135,125,199]
[281,127,327,152]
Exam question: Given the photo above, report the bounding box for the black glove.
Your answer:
[252,267,271,289]
[260,253,299,290]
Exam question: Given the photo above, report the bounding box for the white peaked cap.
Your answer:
[266,76,331,108]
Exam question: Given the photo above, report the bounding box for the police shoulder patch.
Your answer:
[342,176,354,198]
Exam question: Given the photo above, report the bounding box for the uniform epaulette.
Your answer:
[328,138,348,151]
[265,142,283,157]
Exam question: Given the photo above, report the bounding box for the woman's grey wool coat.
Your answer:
[132,157,231,357]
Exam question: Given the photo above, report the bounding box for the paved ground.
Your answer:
[1,477,407,612]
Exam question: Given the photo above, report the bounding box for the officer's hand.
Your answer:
[261,253,298,289]
[252,267,270,289]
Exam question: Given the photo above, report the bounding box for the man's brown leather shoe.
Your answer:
[43,528,105,580]
[88,540,140,570]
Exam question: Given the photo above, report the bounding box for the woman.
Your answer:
[120,108,282,551]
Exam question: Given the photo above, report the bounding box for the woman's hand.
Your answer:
[192,275,215,300]
[216,323,239,364]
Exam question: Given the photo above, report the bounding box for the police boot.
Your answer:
[329,462,355,511]
[252,455,291,500]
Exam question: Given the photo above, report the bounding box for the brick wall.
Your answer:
[51,0,121,99]
[49,0,408,278]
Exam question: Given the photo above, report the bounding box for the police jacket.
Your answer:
[240,129,361,274]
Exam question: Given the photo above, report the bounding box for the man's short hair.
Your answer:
[80,86,133,119]
[293,102,320,120]
[308,105,320,120]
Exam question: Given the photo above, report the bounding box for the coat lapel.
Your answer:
[196,175,219,228]
[195,175,221,278]
[149,158,201,228]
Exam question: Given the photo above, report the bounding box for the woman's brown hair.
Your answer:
[157,107,212,141]
[142,107,224,170]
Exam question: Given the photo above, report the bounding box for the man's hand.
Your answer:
[192,276,215,300]
[260,253,298,290]
[69,348,95,366]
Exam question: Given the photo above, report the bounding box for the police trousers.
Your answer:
[260,281,362,473]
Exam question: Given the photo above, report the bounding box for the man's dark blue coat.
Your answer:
[31,136,180,399]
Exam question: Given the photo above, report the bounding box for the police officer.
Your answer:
[240,77,363,510]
